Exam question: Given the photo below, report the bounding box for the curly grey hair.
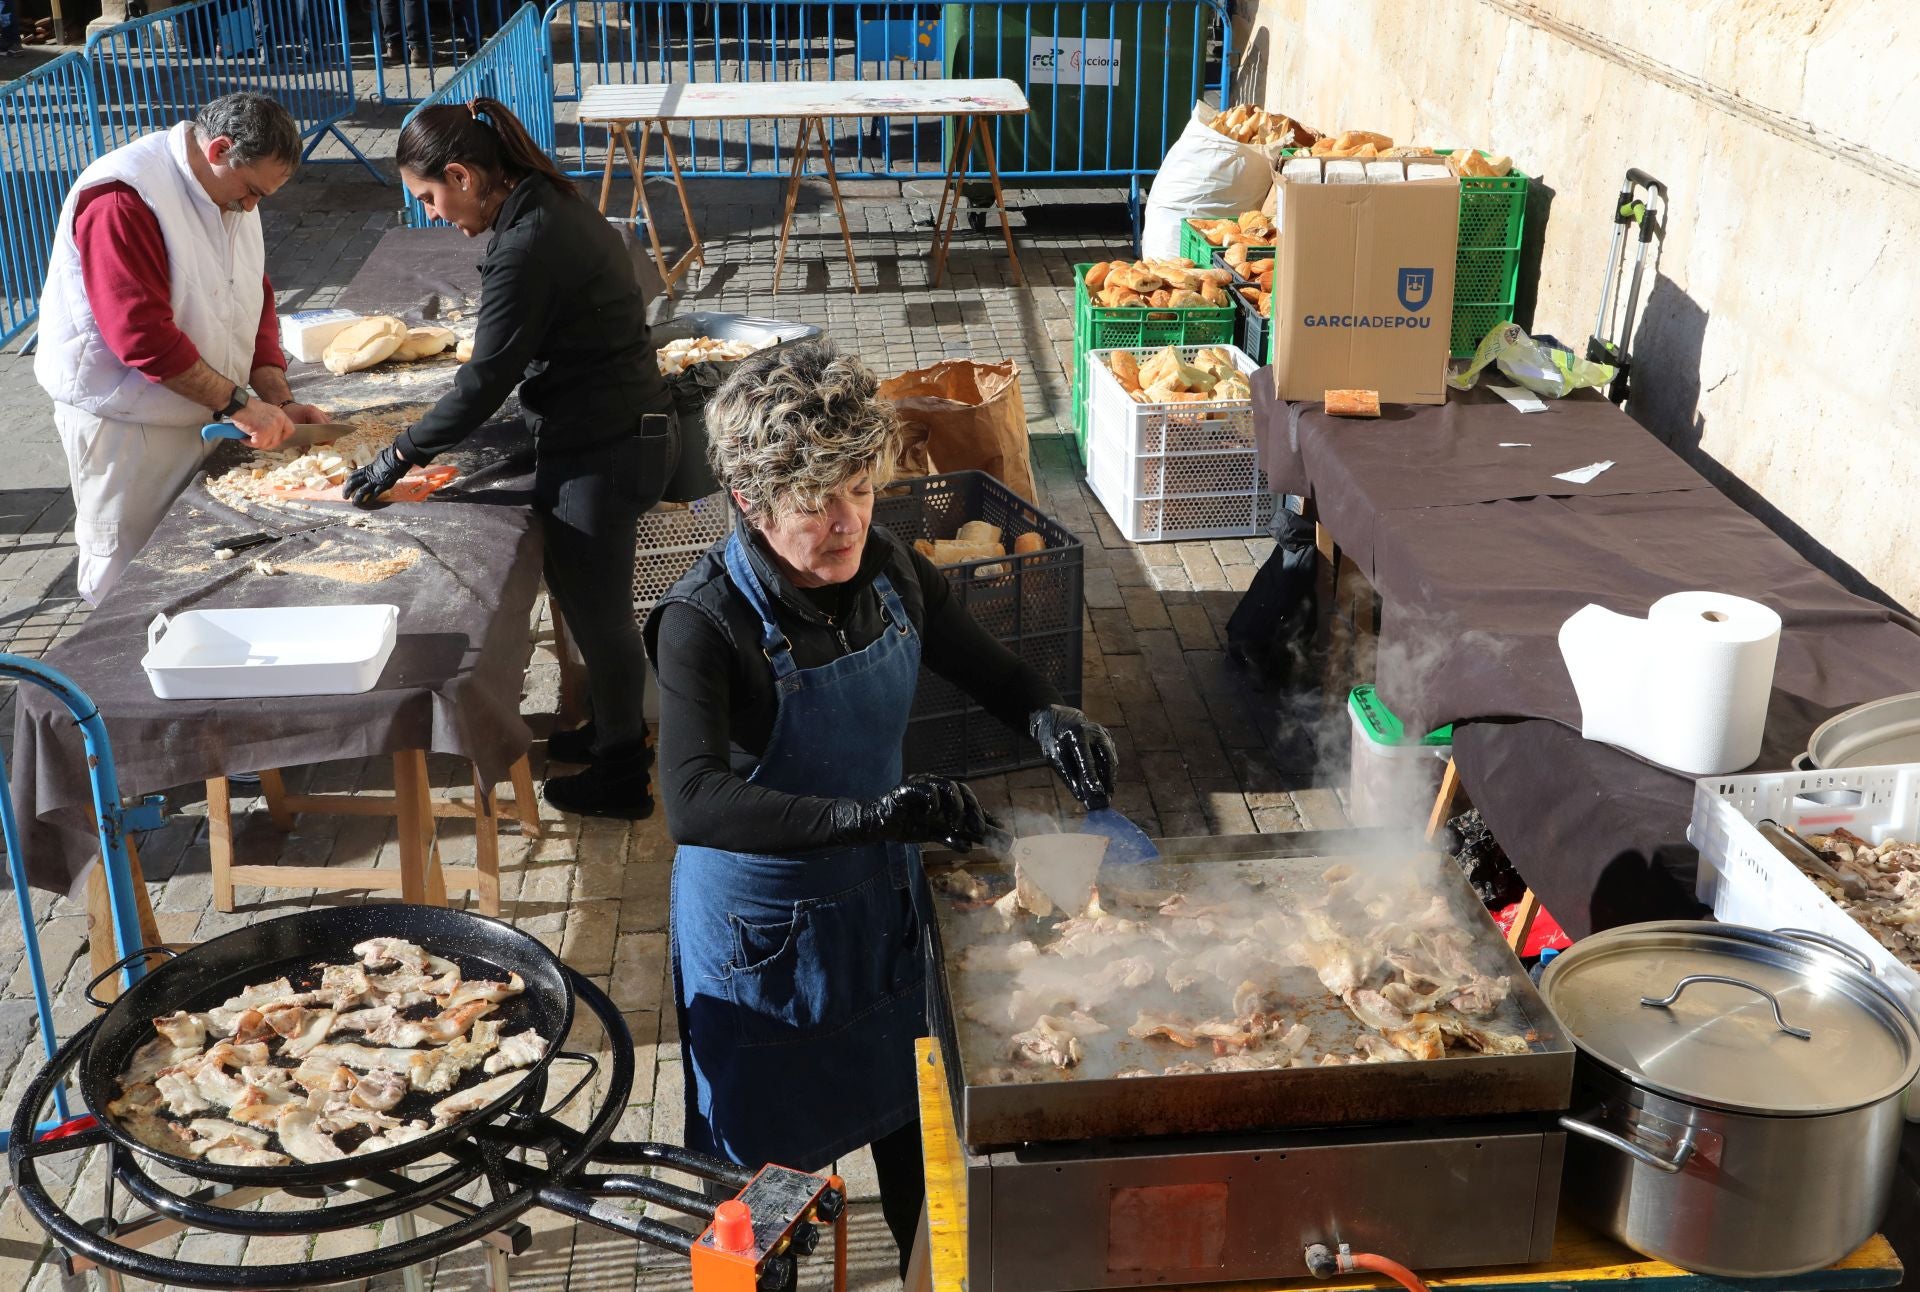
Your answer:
[193,93,301,169]
[705,339,900,518]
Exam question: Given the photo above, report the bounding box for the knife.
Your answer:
[201,422,357,449]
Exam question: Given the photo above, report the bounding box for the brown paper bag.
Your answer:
[878,359,1037,501]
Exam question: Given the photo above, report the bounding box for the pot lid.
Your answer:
[1541,922,1920,1114]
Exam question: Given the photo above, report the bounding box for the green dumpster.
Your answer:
[941,3,1215,178]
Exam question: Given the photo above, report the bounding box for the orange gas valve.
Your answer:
[690,1166,846,1292]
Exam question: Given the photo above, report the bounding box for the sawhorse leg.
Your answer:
[933,115,1021,288]
[773,117,861,294]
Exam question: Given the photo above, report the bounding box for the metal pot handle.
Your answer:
[1775,927,1875,975]
[1641,974,1812,1039]
[1559,1114,1698,1174]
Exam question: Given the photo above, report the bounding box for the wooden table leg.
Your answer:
[657,126,705,271]
[550,596,590,729]
[931,113,970,249]
[810,118,861,293]
[1506,888,1542,954]
[972,116,1023,287]
[596,123,622,213]
[393,750,435,906]
[1425,757,1461,843]
[86,837,165,1001]
[627,119,682,301]
[207,776,237,914]
[257,768,295,832]
[931,116,977,288]
[509,755,543,839]
[771,116,817,295]
[471,765,502,918]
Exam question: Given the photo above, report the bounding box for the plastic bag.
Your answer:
[1448,322,1616,399]
[1140,102,1281,258]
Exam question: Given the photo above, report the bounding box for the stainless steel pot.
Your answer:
[1541,922,1918,1277]
[1794,689,1920,770]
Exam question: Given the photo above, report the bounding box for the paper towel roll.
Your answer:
[1558,591,1783,775]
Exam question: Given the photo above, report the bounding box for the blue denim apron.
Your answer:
[670,530,928,1171]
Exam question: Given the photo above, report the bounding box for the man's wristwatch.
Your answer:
[217,385,250,420]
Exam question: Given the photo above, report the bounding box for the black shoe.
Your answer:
[547,723,658,768]
[546,721,597,764]
[543,760,654,820]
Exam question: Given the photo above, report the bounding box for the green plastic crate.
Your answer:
[1070,262,1236,455]
[1179,217,1274,269]
[1441,152,1528,357]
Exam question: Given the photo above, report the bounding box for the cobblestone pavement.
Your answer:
[0,89,1337,1292]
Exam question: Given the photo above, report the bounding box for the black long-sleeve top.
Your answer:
[399,175,670,462]
[642,524,1061,852]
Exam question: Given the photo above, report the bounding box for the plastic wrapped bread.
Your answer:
[1280,157,1323,184]
[1364,160,1407,183]
[1324,160,1367,185]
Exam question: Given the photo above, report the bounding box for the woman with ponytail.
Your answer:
[347,97,675,819]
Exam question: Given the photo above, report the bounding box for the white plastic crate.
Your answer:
[1691,762,1920,1008]
[1083,344,1275,542]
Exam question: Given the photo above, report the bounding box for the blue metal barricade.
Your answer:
[401,4,557,228]
[0,655,166,1150]
[370,0,519,107]
[544,0,1231,199]
[0,53,101,350]
[84,0,379,178]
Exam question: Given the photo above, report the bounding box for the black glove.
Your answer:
[829,774,989,851]
[344,443,413,508]
[1030,704,1117,810]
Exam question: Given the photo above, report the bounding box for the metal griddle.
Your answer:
[924,829,1575,1292]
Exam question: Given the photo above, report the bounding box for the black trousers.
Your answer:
[534,414,676,764]
[1225,501,1318,674]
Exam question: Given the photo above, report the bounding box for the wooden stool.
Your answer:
[206,752,541,918]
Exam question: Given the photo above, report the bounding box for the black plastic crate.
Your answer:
[873,470,1084,779]
[1212,247,1273,365]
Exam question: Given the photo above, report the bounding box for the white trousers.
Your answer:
[53,404,212,605]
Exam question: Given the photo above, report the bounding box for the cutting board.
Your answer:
[265,464,459,503]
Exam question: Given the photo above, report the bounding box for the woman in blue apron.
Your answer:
[644,340,1117,1270]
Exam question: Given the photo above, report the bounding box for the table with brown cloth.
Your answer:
[9,228,546,892]
[1255,382,1711,577]
[1251,372,1920,938]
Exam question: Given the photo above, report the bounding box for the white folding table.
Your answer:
[578,78,1031,294]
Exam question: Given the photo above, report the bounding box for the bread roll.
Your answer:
[1109,351,1143,394]
[1013,532,1045,555]
[322,316,407,375]
[1324,389,1381,418]
[394,325,455,361]
[1085,261,1115,290]
[956,521,1002,546]
[454,336,475,363]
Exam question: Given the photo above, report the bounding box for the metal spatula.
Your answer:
[1010,832,1109,915]
[1080,806,1159,865]
[201,422,356,449]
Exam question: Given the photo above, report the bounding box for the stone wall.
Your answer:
[1232,0,1920,610]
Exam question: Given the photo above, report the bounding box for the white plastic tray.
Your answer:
[142,604,399,700]
[1690,762,1920,1117]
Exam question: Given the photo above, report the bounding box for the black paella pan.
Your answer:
[76,904,576,1188]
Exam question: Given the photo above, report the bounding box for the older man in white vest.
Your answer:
[35,92,331,604]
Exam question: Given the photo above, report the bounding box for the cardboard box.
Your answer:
[1271,178,1459,405]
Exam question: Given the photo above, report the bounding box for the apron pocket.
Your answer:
[723,868,915,1048]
